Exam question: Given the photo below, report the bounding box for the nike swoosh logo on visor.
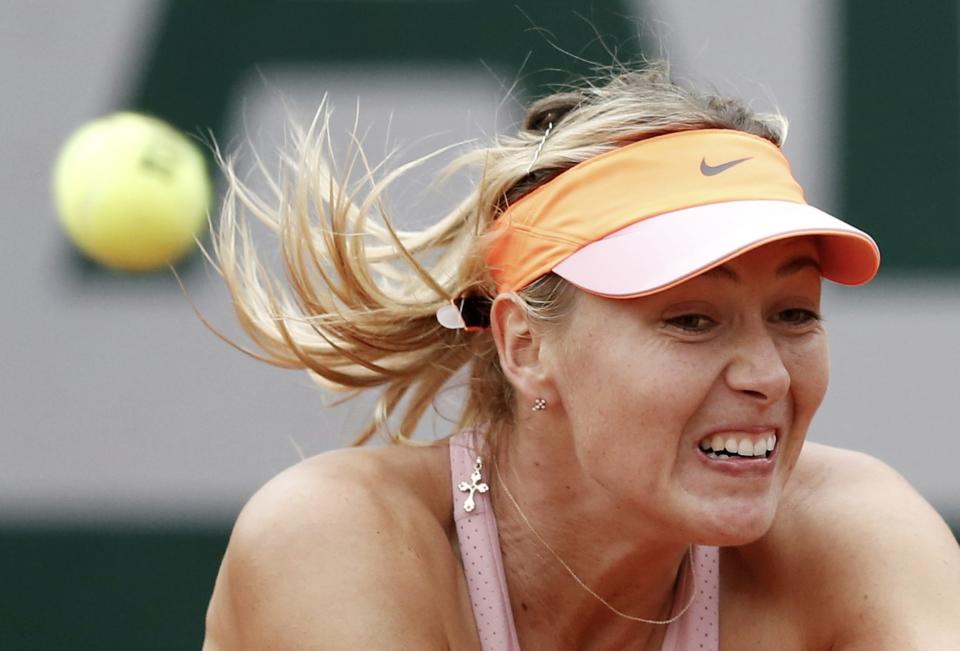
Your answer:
[700,156,752,176]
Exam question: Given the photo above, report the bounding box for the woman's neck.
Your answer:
[491,420,692,650]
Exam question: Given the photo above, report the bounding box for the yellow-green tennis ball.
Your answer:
[53,112,212,272]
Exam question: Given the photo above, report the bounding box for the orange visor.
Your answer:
[485,129,880,297]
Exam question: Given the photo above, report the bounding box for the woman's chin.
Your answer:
[694,500,778,546]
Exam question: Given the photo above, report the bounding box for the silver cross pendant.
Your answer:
[457,457,489,513]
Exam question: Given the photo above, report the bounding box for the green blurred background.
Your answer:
[2,1,957,648]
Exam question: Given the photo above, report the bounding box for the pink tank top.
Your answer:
[449,431,720,650]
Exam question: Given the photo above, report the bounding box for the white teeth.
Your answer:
[699,432,778,457]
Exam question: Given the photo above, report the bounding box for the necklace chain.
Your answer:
[493,460,698,625]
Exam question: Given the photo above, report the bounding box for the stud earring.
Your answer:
[532,398,547,411]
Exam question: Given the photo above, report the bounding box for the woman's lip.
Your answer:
[695,443,778,478]
[701,425,780,437]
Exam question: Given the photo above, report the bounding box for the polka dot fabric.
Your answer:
[449,431,720,650]
[450,431,521,650]
[659,544,720,650]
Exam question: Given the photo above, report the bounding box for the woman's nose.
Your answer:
[723,331,791,404]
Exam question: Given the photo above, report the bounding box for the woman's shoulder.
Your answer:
[269,441,455,518]
[778,440,947,530]
[764,441,960,649]
[235,441,454,541]
[781,440,898,508]
[203,441,462,650]
[229,442,455,559]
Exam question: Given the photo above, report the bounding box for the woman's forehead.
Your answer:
[702,238,822,282]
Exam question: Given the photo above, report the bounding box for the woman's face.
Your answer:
[544,237,828,546]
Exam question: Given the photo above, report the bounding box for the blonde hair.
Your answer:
[205,60,788,452]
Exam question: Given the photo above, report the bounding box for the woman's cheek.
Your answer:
[785,333,830,415]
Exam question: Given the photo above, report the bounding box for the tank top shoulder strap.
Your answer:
[449,430,521,651]
[659,544,721,650]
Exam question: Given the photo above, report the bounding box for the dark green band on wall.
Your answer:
[1,524,230,650]
[841,0,960,270]
[132,0,644,141]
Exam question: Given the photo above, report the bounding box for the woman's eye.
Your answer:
[776,308,821,327]
[665,314,716,333]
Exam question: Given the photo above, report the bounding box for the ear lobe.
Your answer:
[490,294,549,397]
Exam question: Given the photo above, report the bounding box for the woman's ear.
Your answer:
[490,294,554,401]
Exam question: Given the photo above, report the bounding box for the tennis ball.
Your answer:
[52,112,212,272]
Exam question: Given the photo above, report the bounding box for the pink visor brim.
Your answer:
[550,200,881,298]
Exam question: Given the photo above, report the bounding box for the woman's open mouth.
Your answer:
[695,431,778,477]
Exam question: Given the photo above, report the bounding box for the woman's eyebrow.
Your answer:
[702,265,740,283]
[776,255,822,278]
